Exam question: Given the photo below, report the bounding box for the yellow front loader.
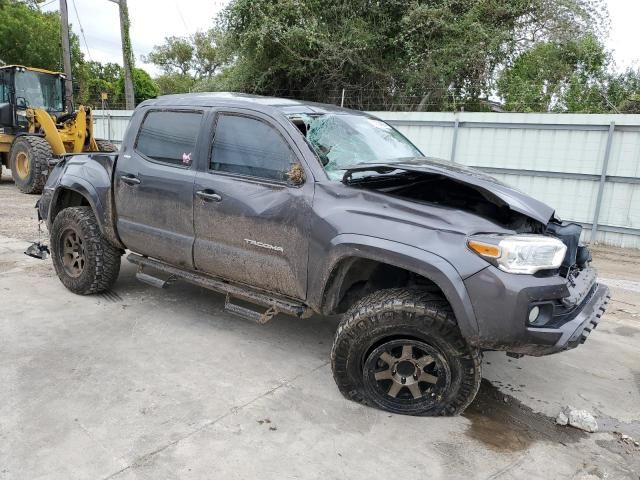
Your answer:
[0,65,116,194]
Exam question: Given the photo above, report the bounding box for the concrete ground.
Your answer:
[0,178,639,480]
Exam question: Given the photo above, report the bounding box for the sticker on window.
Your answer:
[182,152,192,165]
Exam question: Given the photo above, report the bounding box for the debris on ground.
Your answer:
[615,432,640,455]
[556,406,598,432]
[556,411,569,426]
[464,381,586,452]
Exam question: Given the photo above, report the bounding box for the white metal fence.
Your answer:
[93,110,640,249]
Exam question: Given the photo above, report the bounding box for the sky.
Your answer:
[43,0,231,75]
[44,0,640,76]
[606,0,639,71]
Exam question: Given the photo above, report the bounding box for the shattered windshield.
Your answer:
[14,70,64,112]
[289,113,422,180]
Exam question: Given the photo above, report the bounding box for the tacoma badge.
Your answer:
[244,239,284,252]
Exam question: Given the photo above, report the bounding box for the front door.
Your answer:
[114,108,205,269]
[0,69,15,129]
[193,110,313,299]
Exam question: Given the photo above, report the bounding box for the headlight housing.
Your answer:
[468,234,567,274]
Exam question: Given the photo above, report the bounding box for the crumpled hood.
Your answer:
[343,157,555,225]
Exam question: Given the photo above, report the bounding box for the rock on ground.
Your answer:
[557,406,598,433]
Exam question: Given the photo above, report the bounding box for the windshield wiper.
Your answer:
[341,164,408,185]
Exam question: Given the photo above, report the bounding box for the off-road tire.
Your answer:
[51,207,122,295]
[95,139,118,153]
[9,136,52,194]
[331,288,481,416]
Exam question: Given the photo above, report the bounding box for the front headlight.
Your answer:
[468,234,567,274]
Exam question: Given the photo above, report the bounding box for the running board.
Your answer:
[127,253,310,320]
[224,295,278,324]
[135,268,176,289]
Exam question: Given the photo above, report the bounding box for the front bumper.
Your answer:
[464,266,610,356]
[525,283,609,355]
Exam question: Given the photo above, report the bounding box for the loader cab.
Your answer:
[0,66,66,132]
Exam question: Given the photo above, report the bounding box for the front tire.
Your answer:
[331,288,481,416]
[9,136,52,194]
[50,207,122,295]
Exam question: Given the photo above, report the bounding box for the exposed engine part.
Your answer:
[546,222,586,275]
[349,171,544,232]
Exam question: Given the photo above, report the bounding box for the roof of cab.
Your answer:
[0,65,64,75]
[139,92,370,116]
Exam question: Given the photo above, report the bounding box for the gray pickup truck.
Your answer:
[38,93,610,416]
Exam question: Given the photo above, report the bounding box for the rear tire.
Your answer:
[95,139,118,152]
[9,136,52,194]
[331,288,481,416]
[50,207,122,295]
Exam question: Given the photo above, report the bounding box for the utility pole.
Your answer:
[108,0,135,109]
[59,0,74,113]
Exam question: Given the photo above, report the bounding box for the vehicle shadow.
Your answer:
[111,258,588,454]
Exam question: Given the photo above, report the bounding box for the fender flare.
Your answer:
[315,234,480,341]
[49,174,124,249]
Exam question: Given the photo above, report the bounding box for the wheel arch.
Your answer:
[49,180,124,249]
[316,235,479,341]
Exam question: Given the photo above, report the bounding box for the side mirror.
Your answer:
[15,96,27,108]
[0,102,14,126]
[286,162,305,186]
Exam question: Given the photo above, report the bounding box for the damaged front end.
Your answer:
[338,159,609,356]
[288,110,609,356]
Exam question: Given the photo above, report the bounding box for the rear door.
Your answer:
[114,108,206,268]
[193,109,313,299]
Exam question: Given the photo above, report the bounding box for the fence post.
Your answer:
[590,121,615,244]
[450,114,460,163]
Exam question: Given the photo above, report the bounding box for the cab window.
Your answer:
[0,74,9,103]
[136,110,203,167]
[210,114,295,182]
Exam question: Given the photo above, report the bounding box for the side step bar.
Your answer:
[224,295,278,324]
[127,253,311,321]
[136,269,177,289]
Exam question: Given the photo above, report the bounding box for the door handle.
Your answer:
[196,190,222,202]
[120,174,141,185]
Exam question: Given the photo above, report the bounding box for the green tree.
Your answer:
[498,34,608,112]
[191,28,227,78]
[607,69,640,113]
[144,27,228,94]
[0,0,83,76]
[620,96,640,114]
[214,0,608,110]
[145,28,227,79]
[155,73,196,95]
[498,36,640,113]
[144,36,194,76]
[81,61,122,105]
[116,67,159,105]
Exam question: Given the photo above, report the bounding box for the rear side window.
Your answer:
[136,110,202,167]
[210,114,295,181]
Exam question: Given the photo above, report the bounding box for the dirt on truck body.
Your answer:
[36,92,609,416]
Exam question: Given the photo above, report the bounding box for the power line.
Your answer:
[38,0,58,9]
[173,0,188,31]
[70,0,93,62]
